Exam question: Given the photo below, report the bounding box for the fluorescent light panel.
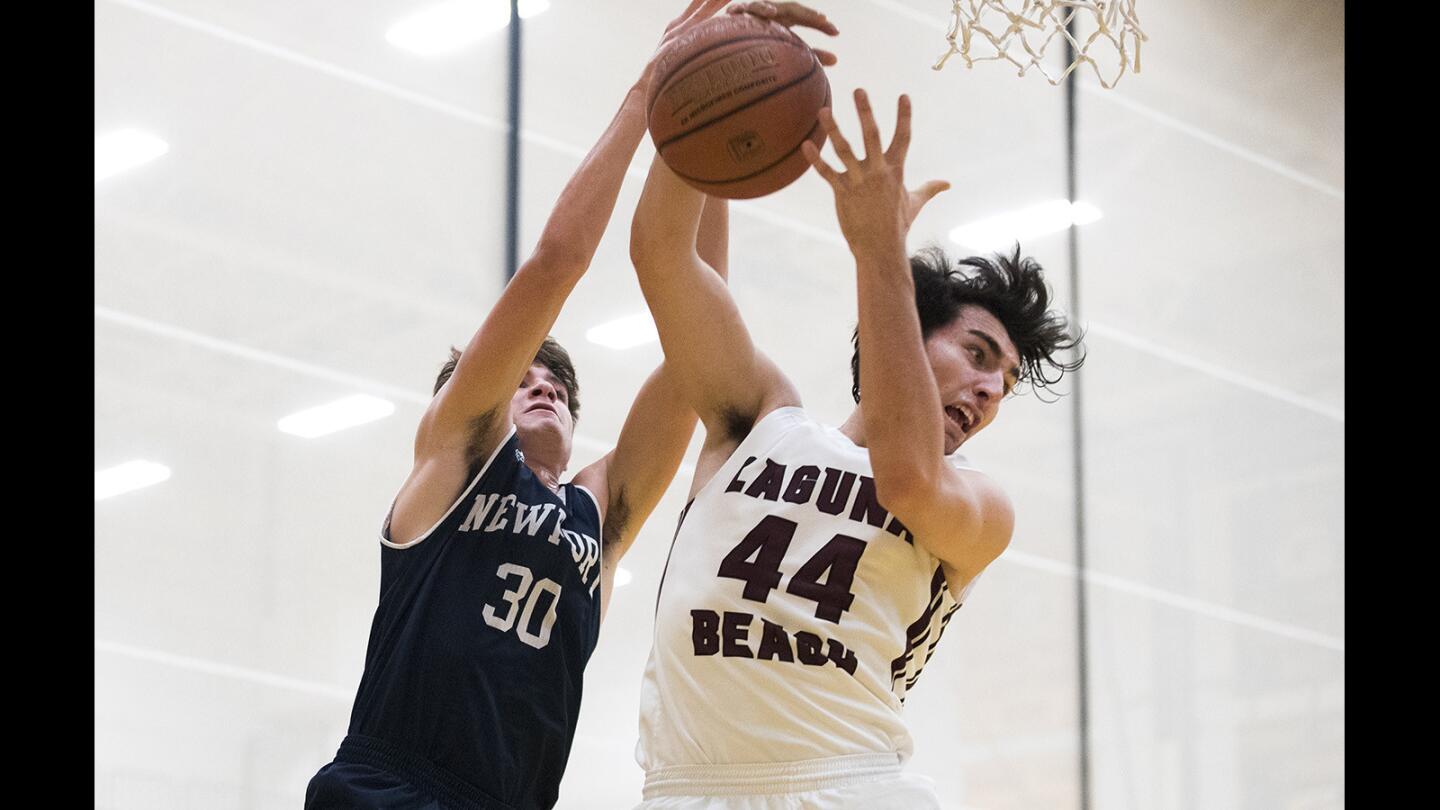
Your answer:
[387,0,551,56]
[949,199,1103,251]
[586,312,658,350]
[278,394,396,438]
[96,460,172,501]
[95,129,169,183]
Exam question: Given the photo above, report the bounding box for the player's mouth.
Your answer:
[526,402,558,418]
[945,404,976,435]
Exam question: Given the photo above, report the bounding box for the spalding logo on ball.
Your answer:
[647,14,831,200]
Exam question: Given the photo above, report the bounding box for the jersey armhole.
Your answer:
[572,483,604,551]
[572,483,605,601]
[689,405,808,504]
[572,482,602,515]
[950,568,981,605]
[380,426,518,550]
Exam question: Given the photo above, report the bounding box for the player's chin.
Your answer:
[939,422,961,454]
[943,424,971,455]
[516,410,563,435]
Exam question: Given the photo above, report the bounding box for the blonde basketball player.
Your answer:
[626,6,1083,807]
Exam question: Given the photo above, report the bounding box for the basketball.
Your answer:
[646,14,830,200]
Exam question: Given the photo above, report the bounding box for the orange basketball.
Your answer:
[647,14,831,200]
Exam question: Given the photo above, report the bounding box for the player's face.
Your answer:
[510,364,575,450]
[925,305,1020,454]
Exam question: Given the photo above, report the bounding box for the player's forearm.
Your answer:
[695,197,730,280]
[605,190,727,544]
[631,155,707,266]
[607,362,697,531]
[631,158,764,427]
[855,242,946,502]
[630,159,721,396]
[431,86,646,438]
[610,191,725,527]
[529,83,650,274]
[604,193,723,552]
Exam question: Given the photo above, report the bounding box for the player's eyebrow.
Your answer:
[969,329,1021,391]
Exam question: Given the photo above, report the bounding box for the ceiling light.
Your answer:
[95,129,169,183]
[386,0,551,56]
[614,567,634,588]
[948,199,1103,251]
[96,460,172,501]
[278,394,396,438]
[586,312,658,350]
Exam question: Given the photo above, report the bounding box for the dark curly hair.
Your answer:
[433,336,581,422]
[850,243,1083,403]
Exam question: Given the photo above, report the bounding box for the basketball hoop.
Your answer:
[932,0,1146,88]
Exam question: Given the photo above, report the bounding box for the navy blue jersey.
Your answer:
[331,428,604,810]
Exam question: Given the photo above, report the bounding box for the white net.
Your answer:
[932,0,1147,88]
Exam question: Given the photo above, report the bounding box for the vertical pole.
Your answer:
[504,0,522,280]
[1063,13,1093,810]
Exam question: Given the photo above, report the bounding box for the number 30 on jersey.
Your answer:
[483,563,562,649]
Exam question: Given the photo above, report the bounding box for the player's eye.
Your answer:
[969,346,983,362]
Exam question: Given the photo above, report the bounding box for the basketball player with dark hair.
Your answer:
[303,3,744,809]
[627,34,1082,810]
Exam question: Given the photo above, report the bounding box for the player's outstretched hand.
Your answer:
[728,1,839,66]
[802,89,949,250]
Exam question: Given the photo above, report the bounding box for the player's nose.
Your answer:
[973,371,1002,403]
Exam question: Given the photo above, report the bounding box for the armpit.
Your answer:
[718,405,757,445]
[602,487,631,551]
[462,409,498,466]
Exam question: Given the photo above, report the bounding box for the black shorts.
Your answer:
[305,735,516,810]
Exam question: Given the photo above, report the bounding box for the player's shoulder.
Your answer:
[951,466,1014,552]
[732,351,803,437]
[737,403,821,451]
[921,465,1014,587]
[905,461,1014,558]
[947,461,1012,512]
[385,427,522,547]
[758,402,811,428]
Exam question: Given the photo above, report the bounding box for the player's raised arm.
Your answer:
[417,0,731,461]
[803,89,1012,586]
[627,3,837,449]
[629,157,799,447]
[579,197,728,619]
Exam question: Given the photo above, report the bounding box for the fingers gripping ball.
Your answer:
[647,14,830,199]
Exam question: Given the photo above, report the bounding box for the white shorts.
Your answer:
[633,753,941,810]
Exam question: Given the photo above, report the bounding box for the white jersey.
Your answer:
[636,406,983,771]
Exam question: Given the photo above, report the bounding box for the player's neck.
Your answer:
[516,433,568,492]
[529,462,564,492]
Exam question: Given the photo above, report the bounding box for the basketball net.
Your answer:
[932,0,1146,88]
